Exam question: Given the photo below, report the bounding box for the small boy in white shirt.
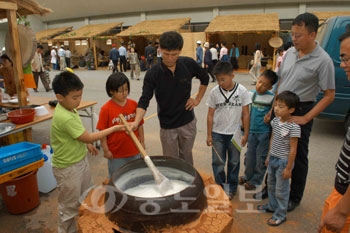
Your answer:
[206,61,251,200]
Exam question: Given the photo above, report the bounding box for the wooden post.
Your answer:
[272,48,277,71]
[6,8,28,107]
[92,38,98,69]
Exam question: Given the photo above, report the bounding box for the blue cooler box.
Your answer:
[0,142,43,174]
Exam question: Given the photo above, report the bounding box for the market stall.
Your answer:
[0,0,52,215]
[313,11,350,24]
[117,18,191,58]
[35,26,73,64]
[205,13,280,69]
[0,0,51,107]
[52,22,123,69]
[36,26,73,44]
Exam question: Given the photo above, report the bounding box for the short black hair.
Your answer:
[255,43,261,50]
[214,61,233,76]
[0,54,13,66]
[260,69,278,85]
[105,72,130,97]
[159,31,183,50]
[37,44,43,49]
[283,41,293,50]
[276,47,284,53]
[52,71,84,96]
[276,91,300,109]
[292,12,319,33]
[339,31,350,42]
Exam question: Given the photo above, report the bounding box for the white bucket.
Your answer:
[37,145,57,193]
[34,106,49,116]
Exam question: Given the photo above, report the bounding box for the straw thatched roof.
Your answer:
[313,11,350,22]
[36,26,73,42]
[54,22,123,40]
[0,0,52,18]
[205,13,279,33]
[118,18,191,37]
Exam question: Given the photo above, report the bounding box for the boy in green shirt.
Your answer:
[51,71,124,233]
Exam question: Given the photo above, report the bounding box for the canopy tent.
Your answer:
[313,11,350,23]
[53,22,123,68]
[36,26,73,43]
[117,17,191,58]
[205,13,280,69]
[0,0,51,18]
[0,0,51,106]
[205,13,279,33]
[118,17,191,37]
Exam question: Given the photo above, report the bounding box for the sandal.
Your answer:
[267,217,287,226]
[238,176,247,185]
[257,204,274,213]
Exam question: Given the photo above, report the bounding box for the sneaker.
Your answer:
[244,182,256,190]
[238,176,247,185]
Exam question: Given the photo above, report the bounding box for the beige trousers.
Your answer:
[160,118,197,165]
[53,156,93,233]
[59,56,67,71]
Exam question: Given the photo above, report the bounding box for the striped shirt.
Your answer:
[270,117,301,159]
[334,128,350,195]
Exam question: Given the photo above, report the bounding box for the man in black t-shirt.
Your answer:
[132,31,209,165]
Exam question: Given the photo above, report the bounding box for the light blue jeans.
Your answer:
[108,154,141,178]
[211,132,240,194]
[244,132,270,185]
[267,156,290,221]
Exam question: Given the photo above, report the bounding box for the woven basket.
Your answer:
[5,24,37,67]
[268,37,283,48]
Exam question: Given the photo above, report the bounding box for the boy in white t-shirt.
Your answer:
[206,61,251,200]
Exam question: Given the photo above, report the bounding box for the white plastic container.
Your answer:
[34,106,49,116]
[37,145,57,193]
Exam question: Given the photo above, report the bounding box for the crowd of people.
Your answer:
[107,41,160,75]
[10,11,346,233]
[50,45,71,71]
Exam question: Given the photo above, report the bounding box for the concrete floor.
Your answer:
[0,68,346,233]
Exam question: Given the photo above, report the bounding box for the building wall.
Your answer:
[27,15,46,32]
[1,2,350,50]
[38,2,350,31]
[89,13,140,27]
[147,9,213,23]
[46,18,86,31]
